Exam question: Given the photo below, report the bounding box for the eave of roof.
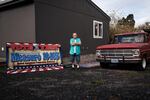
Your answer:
[0,0,33,11]
[0,0,111,22]
[87,0,110,21]
[0,0,23,7]
[0,0,13,5]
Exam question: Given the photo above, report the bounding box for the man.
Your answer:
[70,33,81,68]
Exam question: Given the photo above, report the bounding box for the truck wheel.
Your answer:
[100,63,108,68]
[140,58,147,70]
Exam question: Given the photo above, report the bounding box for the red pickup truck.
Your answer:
[96,32,150,70]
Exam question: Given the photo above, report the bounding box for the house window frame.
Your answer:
[93,20,103,39]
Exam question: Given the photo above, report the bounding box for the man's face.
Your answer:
[73,33,77,38]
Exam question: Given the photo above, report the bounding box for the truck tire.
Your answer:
[100,63,108,68]
[139,58,147,70]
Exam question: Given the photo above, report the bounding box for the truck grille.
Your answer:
[100,49,133,57]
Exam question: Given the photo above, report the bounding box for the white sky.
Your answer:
[92,0,150,27]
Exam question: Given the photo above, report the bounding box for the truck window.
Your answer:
[115,34,145,43]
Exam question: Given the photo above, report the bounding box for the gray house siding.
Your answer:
[35,0,110,55]
[0,4,35,58]
[0,0,110,58]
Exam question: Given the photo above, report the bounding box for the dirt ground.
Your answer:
[0,65,150,100]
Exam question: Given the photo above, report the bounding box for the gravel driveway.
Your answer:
[0,65,150,100]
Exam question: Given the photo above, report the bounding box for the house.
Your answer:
[0,0,110,59]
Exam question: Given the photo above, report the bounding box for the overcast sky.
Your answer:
[92,0,150,27]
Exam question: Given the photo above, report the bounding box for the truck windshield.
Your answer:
[115,34,145,43]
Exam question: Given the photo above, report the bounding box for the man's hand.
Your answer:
[71,42,81,46]
[71,43,80,46]
[75,43,81,45]
[71,43,76,46]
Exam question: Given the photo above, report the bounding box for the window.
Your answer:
[115,34,145,43]
[93,20,103,39]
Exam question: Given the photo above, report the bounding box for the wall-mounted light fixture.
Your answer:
[1,47,4,52]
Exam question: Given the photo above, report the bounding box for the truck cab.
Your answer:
[96,32,150,70]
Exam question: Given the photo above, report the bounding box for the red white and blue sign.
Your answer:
[6,43,63,74]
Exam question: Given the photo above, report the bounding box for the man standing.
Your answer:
[70,33,81,68]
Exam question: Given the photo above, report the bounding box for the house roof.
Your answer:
[0,0,110,21]
[87,0,110,21]
[0,0,23,7]
[0,0,33,10]
[0,0,13,5]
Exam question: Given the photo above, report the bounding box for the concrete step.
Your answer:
[64,62,100,68]
[80,62,100,68]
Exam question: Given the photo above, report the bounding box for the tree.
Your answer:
[108,10,121,28]
[117,14,135,33]
[135,22,150,33]
[109,13,136,43]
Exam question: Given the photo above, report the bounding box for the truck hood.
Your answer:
[96,43,147,50]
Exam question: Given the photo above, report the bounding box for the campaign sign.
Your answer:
[6,43,62,70]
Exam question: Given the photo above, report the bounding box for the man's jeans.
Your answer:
[70,53,80,64]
